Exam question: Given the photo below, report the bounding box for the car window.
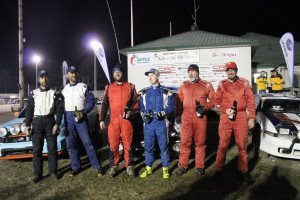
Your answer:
[261,99,300,113]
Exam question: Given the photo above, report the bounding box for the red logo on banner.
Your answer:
[212,65,226,72]
[158,66,176,74]
[130,54,137,66]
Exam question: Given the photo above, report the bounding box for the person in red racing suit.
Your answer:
[174,64,215,176]
[99,65,139,178]
[214,62,256,184]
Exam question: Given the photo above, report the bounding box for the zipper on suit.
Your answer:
[191,82,195,108]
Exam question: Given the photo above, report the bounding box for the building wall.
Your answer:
[127,46,252,92]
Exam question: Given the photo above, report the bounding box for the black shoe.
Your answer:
[50,173,59,180]
[32,176,42,183]
[242,172,254,184]
[196,168,205,175]
[174,165,187,176]
[69,168,81,177]
[96,168,103,177]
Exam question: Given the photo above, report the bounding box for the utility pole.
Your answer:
[19,0,24,108]
[130,0,134,47]
[94,53,97,97]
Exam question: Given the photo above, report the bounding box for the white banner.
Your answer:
[280,32,294,86]
[62,61,68,86]
[94,43,111,83]
[153,50,199,64]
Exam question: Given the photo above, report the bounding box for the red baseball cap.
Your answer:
[225,62,237,70]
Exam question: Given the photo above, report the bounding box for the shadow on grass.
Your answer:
[155,157,297,200]
[248,166,297,200]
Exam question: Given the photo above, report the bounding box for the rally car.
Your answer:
[0,107,66,159]
[0,102,101,160]
[255,93,300,159]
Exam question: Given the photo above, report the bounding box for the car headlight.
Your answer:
[172,142,180,152]
[21,123,27,134]
[9,124,20,135]
[0,127,8,137]
[278,128,290,135]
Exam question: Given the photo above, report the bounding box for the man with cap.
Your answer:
[62,66,103,177]
[256,71,268,93]
[267,70,276,93]
[174,64,215,176]
[99,64,139,178]
[270,69,284,93]
[139,68,175,179]
[214,62,255,184]
[26,69,64,183]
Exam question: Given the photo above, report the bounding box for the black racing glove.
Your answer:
[155,111,165,119]
[142,112,153,124]
[196,106,206,118]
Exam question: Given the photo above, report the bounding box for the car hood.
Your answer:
[0,118,25,128]
[263,112,300,134]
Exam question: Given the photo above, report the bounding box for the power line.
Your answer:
[105,0,121,64]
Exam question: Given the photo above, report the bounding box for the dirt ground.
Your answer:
[0,111,299,200]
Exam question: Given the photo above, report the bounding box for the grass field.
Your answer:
[0,112,299,200]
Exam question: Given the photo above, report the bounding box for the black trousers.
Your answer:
[32,116,57,177]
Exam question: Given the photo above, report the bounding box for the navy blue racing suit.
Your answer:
[139,85,175,167]
[62,83,101,170]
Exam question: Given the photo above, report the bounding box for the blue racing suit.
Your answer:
[62,82,101,170]
[139,84,175,167]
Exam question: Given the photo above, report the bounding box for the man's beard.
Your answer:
[41,82,49,88]
[228,75,237,81]
[69,77,77,83]
[114,76,123,82]
[189,76,197,82]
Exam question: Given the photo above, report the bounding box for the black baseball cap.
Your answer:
[67,66,78,73]
[38,69,48,78]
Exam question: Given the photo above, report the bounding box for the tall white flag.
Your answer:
[280,32,294,87]
[94,43,111,83]
[62,61,68,86]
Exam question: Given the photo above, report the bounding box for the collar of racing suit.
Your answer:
[39,87,50,92]
[69,82,78,87]
[150,84,161,89]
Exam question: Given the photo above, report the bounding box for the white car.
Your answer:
[255,93,300,159]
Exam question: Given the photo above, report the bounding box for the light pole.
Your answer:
[90,41,101,97]
[33,55,41,88]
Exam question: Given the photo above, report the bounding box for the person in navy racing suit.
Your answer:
[139,68,175,179]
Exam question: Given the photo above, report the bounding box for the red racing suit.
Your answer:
[99,82,139,167]
[175,79,215,169]
[214,77,256,173]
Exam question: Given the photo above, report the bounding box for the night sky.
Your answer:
[0,0,299,93]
